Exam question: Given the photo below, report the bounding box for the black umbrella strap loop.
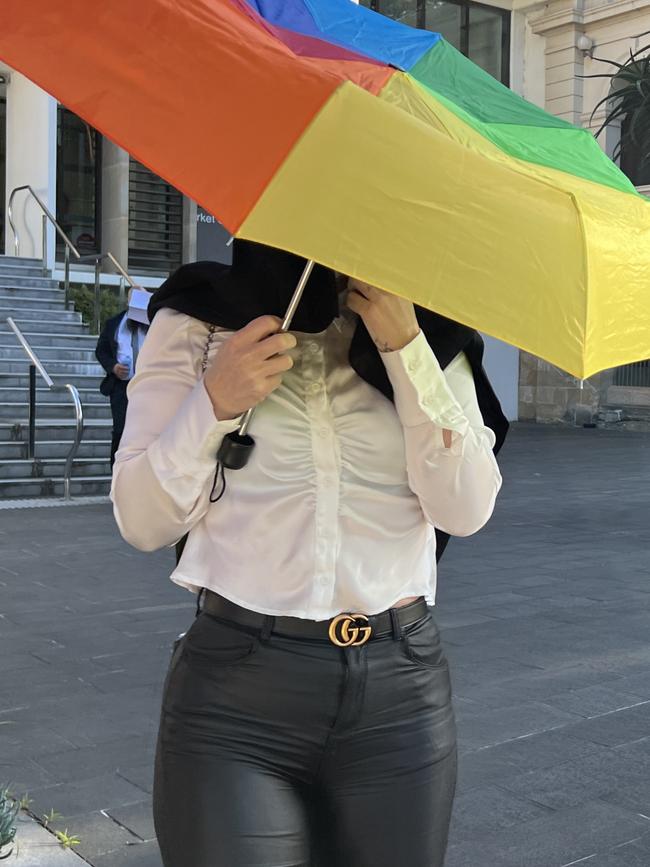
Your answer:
[209,461,227,503]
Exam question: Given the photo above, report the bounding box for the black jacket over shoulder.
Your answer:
[95,311,126,397]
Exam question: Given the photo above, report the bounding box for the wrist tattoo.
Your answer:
[375,339,394,353]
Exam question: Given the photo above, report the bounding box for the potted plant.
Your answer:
[586,35,650,185]
[0,786,19,860]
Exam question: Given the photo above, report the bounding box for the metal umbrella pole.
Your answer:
[216,259,315,470]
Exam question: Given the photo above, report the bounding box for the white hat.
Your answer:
[127,287,153,326]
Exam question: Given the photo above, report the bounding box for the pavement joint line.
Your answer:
[560,856,598,865]
[99,809,145,843]
[0,496,110,510]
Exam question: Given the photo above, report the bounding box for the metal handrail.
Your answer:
[8,184,78,259]
[78,253,132,333]
[7,184,136,310]
[6,317,84,501]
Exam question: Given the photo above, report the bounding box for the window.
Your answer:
[361,0,510,85]
[128,158,183,273]
[56,107,101,256]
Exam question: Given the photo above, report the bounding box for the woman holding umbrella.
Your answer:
[111,241,506,867]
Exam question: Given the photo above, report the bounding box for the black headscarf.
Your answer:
[149,240,508,562]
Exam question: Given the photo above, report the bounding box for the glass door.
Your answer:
[56,106,102,257]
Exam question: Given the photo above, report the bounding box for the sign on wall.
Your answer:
[196,206,232,264]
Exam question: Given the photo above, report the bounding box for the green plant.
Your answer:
[54,829,81,849]
[68,283,123,332]
[586,39,650,180]
[0,785,19,860]
[18,794,32,810]
[42,808,62,827]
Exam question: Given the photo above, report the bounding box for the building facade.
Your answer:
[513,0,650,426]
[1,0,649,424]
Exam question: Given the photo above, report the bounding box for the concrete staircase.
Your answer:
[0,255,112,498]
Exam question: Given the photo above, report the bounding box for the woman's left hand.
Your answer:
[346,278,420,353]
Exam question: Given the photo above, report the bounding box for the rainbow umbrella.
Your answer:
[1,0,649,378]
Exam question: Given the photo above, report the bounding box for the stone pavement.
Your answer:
[1,423,649,867]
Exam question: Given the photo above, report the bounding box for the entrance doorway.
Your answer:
[56,106,102,257]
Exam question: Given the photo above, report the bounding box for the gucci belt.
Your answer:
[201,590,429,643]
[328,613,372,647]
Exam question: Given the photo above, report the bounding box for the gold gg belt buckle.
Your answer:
[328,613,372,647]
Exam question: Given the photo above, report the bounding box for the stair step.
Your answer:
[0,372,103,389]
[0,256,45,266]
[0,306,82,323]
[0,288,65,307]
[0,277,61,290]
[0,265,51,279]
[0,457,112,479]
[0,386,105,403]
[0,360,104,375]
[0,321,90,336]
[0,345,99,362]
[0,419,111,441]
[0,439,111,459]
[0,296,67,310]
[0,475,112,498]
[0,401,110,420]
[0,332,97,347]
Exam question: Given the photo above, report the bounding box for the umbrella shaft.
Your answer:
[238,259,315,437]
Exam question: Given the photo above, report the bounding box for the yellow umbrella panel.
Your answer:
[241,76,650,381]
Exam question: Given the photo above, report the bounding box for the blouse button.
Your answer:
[408,359,418,372]
[308,382,322,394]
[308,342,319,355]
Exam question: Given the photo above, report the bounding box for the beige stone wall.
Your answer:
[519,352,608,424]
[514,0,650,423]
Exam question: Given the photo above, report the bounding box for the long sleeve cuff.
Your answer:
[147,379,242,482]
[380,331,470,444]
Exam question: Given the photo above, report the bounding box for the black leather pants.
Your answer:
[153,605,457,867]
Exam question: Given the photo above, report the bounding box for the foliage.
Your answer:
[68,283,123,333]
[0,786,19,860]
[0,788,80,860]
[54,829,81,849]
[586,41,650,176]
[41,808,62,828]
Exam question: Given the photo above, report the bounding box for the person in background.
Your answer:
[95,291,149,465]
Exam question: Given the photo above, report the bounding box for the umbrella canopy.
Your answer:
[1,0,649,378]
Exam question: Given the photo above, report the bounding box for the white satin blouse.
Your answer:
[111,307,502,620]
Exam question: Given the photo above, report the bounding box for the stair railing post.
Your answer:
[42,214,48,276]
[28,364,36,460]
[64,245,71,309]
[94,259,101,335]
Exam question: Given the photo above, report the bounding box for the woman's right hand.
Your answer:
[204,316,297,421]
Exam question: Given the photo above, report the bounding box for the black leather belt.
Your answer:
[201,590,429,647]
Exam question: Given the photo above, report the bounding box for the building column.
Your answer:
[529,0,587,124]
[4,71,57,265]
[182,197,197,263]
[101,139,130,273]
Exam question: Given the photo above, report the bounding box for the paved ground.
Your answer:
[1,423,650,867]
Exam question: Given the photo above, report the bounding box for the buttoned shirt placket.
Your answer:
[301,333,341,614]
